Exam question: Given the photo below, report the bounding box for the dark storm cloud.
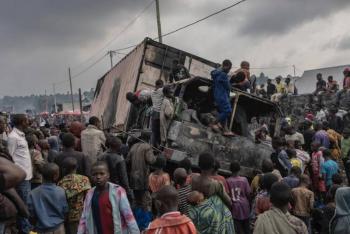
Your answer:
[237,0,350,36]
[337,35,350,50]
[0,0,154,96]
[0,0,147,52]
[0,0,349,97]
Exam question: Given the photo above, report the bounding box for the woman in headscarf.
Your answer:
[330,187,350,234]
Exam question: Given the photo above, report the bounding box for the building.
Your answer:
[295,64,350,94]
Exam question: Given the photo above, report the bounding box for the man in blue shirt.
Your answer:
[28,163,68,233]
[321,149,339,190]
[211,59,234,136]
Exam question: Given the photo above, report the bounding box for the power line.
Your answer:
[156,0,247,40]
[114,43,140,52]
[55,0,248,87]
[112,0,248,52]
[53,52,108,86]
[71,53,108,79]
[71,0,155,70]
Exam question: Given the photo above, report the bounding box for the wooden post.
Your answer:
[68,67,75,111]
[78,88,83,122]
[229,94,240,130]
[155,0,162,43]
[53,83,57,113]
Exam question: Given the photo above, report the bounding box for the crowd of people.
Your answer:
[1,113,350,234]
[255,67,350,103]
[1,60,350,234]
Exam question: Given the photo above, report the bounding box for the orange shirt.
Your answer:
[145,211,197,234]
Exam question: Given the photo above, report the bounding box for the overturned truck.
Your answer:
[91,38,282,176]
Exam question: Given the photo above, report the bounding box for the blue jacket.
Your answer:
[211,68,230,104]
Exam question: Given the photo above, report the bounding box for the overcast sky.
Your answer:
[1,0,350,97]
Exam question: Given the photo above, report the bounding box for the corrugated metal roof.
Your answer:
[295,64,350,94]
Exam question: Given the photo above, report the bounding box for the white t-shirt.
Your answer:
[7,128,33,180]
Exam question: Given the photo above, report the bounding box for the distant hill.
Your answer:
[0,89,94,113]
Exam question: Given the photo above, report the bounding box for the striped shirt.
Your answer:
[177,184,191,216]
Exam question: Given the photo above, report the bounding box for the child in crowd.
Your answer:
[78,161,139,234]
[310,141,326,201]
[226,160,251,234]
[291,175,314,232]
[294,140,310,173]
[254,182,308,234]
[38,139,50,162]
[145,186,197,234]
[173,168,191,216]
[282,166,301,189]
[27,133,45,190]
[254,173,279,216]
[271,136,292,177]
[28,163,68,234]
[322,185,341,232]
[251,159,281,196]
[321,149,339,191]
[187,190,205,206]
[179,158,199,185]
[57,157,91,234]
[287,148,303,170]
[210,159,230,193]
[148,156,170,193]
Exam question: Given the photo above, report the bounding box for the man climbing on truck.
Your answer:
[210,59,234,136]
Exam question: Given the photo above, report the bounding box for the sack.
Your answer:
[0,192,17,220]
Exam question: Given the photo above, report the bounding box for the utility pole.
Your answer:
[78,88,83,122]
[53,83,57,113]
[108,51,115,69]
[68,67,75,111]
[293,65,296,77]
[44,89,48,112]
[155,0,162,43]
